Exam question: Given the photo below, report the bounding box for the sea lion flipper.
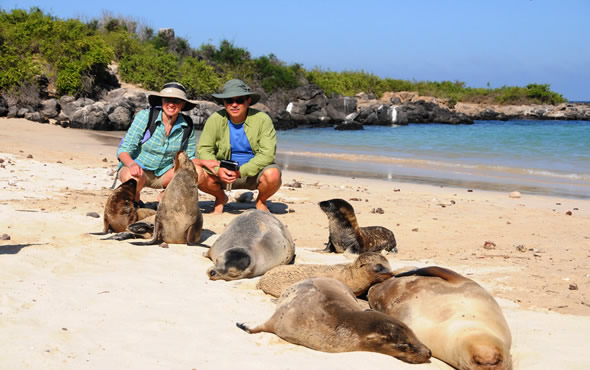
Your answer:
[185,213,204,246]
[396,266,465,283]
[130,220,162,245]
[101,231,139,241]
[89,231,109,236]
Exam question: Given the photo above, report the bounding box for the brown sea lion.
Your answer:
[93,179,155,235]
[257,252,394,297]
[206,209,295,281]
[319,198,397,254]
[131,151,203,245]
[237,277,431,364]
[368,266,512,370]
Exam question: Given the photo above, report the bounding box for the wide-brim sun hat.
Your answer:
[148,82,198,111]
[212,79,261,105]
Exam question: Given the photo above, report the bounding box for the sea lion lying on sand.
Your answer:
[368,266,512,370]
[206,209,295,280]
[257,252,393,297]
[238,277,431,364]
[319,198,397,254]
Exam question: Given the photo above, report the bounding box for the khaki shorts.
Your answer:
[221,164,281,190]
[118,168,165,189]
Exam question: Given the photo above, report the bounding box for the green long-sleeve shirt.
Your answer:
[197,108,276,177]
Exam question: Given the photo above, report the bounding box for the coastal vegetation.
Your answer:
[0,7,567,105]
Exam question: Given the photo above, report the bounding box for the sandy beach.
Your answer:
[1,118,589,369]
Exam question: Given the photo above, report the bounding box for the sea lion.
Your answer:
[206,209,295,280]
[93,179,156,234]
[100,215,156,241]
[367,266,512,370]
[257,252,394,297]
[237,277,431,364]
[319,198,397,254]
[131,151,203,245]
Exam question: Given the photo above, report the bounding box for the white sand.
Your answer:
[1,118,589,369]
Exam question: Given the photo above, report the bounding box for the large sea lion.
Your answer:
[237,277,431,364]
[131,151,203,245]
[319,198,397,254]
[257,252,394,297]
[93,179,155,234]
[368,266,512,370]
[206,209,295,280]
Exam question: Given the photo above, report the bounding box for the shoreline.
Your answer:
[84,125,590,200]
[2,118,590,368]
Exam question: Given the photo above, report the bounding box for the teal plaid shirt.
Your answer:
[117,109,196,176]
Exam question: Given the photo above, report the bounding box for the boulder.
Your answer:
[326,96,357,121]
[40,99,60,119]
[0,95,7,117]
[107,105,133,130]
[70,102,109,130]
[334,121,364,130]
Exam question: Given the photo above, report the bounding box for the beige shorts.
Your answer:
[118,168,165,189]
[221,164,281,190]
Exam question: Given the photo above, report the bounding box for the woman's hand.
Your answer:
[127,162,144,178]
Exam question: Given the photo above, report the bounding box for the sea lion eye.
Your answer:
[374,264,385,273]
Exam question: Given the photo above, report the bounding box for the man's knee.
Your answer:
[260,167,282,187]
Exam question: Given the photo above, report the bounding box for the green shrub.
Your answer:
[178,57,221,97]
[118,46,179,90]
[254,55,302,93]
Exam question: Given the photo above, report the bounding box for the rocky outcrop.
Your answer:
[454,102,590,121]
[1,84,589,131]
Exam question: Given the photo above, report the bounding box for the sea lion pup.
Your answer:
[92,179,155,235]
[237,277,431,364]
[131,151,203,245]
[101,215,156,241]
[206,209,295,281]
[368,266,512,370]
[257,252,394,297]
[319,198,397,254]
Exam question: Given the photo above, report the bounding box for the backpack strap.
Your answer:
[141,107,160,144]
[179,113,194,149]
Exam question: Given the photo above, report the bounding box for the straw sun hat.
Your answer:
[147,82,198,111]
[212,79,261,105]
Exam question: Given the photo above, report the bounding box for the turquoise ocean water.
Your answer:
[274,120,590,199]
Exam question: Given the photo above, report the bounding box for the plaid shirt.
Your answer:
[117,109,196,176]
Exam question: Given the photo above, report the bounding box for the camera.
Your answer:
[220,159,240,172]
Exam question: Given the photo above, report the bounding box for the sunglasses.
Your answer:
[223,97,248,105]
[162,97,184,105]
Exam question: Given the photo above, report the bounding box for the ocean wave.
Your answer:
[278,150,590,182]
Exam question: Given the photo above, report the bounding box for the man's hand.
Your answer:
[200,159,220,174]
[218,167,240,184]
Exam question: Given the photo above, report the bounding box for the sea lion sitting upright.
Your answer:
[131,151,203,245]
[257,252,394,298]
[319,198,397,254]
[368,266,512,370]
[237,277,431,364]
[206,209,295,281]
[94,178,155,234]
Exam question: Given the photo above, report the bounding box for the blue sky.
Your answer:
[4,0,590,101]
